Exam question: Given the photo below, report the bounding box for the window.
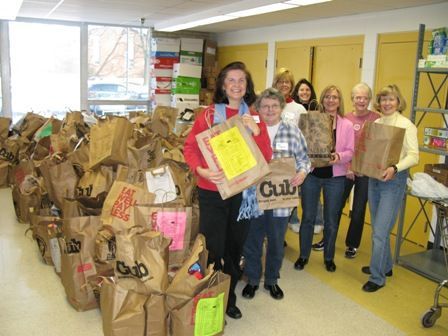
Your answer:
[87,25,149,115]
[9,22,80,122]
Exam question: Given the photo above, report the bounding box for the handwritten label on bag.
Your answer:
[145,166,177,204]
[153,211,186,251]
[194,292,224,336]
[209,126,256,180]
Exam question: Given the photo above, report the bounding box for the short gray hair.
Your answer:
[255,87,286,112]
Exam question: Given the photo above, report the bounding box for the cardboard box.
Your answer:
[150,77,172,94]
[181,38,203,53]
[151,56,179,69]
[180,51,202,66]
[151,38,180,53]
[173,63,202,78]
[425,163,448,186]
[152,93,172,107]
[171,93,199,113]
[203,40,217,68]
[171,76,201,95]
[151,68,174,77]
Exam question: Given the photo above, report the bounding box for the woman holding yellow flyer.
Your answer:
[184,61,272,319]
[241,88,310,301]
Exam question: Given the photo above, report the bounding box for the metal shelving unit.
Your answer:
[394,24,448,283]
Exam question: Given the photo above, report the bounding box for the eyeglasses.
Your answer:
[260,104,281,111]
[278,80,290,85]
[324,95,339,101]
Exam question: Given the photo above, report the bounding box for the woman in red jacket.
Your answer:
[184,61,272,320]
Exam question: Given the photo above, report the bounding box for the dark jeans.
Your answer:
[338,175,369,249]
[300,175,345,261]
[198,187,250,308]
[243,210,289,286]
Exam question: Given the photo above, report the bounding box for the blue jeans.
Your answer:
[299,174,345,261]
[243,210,289,286]
[289,201,323,225]
[368,170,408,286]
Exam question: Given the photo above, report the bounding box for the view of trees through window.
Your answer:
[87,25,149,115]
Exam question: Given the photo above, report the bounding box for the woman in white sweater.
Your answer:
[362,84,419,292]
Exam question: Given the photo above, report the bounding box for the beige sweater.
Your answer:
[375,111,419,172]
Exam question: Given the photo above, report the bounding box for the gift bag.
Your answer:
[60,215,101,311]
[298,111,334,167]
[196,115,270,200]
[352,121,405,179]
[256,157,300,210]
[89,117,132,169]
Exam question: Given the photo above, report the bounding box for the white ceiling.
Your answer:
[16,0,448,33]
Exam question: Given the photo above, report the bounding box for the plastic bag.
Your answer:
[407,172,448,199]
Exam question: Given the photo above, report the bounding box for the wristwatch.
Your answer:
[391,165,398,174]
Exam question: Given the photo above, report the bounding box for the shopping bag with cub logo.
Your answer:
[256,157,300,210]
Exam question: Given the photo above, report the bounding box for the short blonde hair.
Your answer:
[373,84,407,113]
[351,82,372,100]
[272,68,295,95]
[319,85,345,117]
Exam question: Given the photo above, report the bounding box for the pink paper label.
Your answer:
[154,211,186,251]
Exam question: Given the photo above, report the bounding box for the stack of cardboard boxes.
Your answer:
[150,38,180,107]
[171,38,203,115]
[150,38,219,115]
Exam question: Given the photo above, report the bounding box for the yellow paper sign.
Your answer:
[209,126,257,180]
[194,293,224,336]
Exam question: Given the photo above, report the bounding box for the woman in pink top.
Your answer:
[294,85,354,273]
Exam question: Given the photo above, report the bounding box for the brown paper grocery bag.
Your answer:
[76,166,114,198]
[196,114,270,200]
[127,135,163,170]
[299,111,334,167]
[352,121,405,179]
[134,205,193,268]
[100,278,147,336]
[0,161,10,188]
[115,228,171,295]
[30,211,62,266]
[256,157,300,210]
[101,181,155,232]
[15,112,47,140]
[0,137,20,164]
[169,271,230,336]
[0,116,11,142]
[60,215,101,311]
[89,117,132,169]
[11,185,42,223]
[151,106,178,137]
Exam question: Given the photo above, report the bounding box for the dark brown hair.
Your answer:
[213,61,257,106]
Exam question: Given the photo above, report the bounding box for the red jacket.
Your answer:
[184,104,272,191]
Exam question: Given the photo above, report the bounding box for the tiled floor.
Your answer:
[0,187,447,335]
